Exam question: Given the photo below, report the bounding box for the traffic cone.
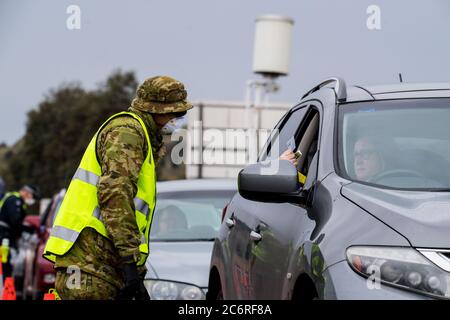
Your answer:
[43,288,60,300]
[43,292,55,300]
[2,277,16,300]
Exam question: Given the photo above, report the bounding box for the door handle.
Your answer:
[250,230,262,242]
[225,218,235,228]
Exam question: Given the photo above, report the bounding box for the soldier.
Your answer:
[43,76,193,300]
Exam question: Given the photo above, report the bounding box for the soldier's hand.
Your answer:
[117,263,151,300]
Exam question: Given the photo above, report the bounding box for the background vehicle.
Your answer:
[144,179,236,300]
[22,189,65,299]
[208,78,450,300]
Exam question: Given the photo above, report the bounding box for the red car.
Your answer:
[22,189,65,300]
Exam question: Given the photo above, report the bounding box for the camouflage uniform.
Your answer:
[54,76,192,299]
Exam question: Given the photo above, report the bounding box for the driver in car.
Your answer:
[353,136,385,182]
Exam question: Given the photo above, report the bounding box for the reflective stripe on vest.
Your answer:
[73,168,100,186]
[72,169,151,219]
[92,206,103,222]
[43,111,156,266]
[134,197,150,218]
[51,226,80,243]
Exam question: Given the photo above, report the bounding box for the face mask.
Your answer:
[25,198,35,206]
[161,116,187,135]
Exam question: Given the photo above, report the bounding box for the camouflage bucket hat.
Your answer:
[131,76,193,114]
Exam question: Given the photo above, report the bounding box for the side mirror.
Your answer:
[238,160,306,204]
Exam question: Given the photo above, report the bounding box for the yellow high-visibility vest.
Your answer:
[43,112,156,266]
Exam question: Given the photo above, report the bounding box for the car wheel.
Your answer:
[206,270,223,300]
[292,274,319,300]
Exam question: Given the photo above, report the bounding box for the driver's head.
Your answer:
[353,136,385,181]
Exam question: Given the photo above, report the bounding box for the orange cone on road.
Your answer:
[43,288,60,300]
[2,277,16,300]
[43,292,55,300]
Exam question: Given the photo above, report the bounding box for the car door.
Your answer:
[223,104,308,299]
[248,104,322,299]
[224,105,310,299]
[224,196,260,299]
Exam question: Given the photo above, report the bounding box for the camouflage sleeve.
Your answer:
[96,120,146,264]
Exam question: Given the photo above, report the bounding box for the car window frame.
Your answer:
[296,110,320,173]
[294,104,323,188]
[258,102,310,162]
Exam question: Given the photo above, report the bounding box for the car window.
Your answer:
[150,190,235,241]
[296,110,320,177]
[260,106,309,161]
[338,98,450,190]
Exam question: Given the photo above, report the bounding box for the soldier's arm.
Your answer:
[97,121,147,264]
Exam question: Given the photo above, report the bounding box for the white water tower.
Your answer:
[252,15,294,77]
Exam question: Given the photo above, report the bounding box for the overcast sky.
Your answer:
[1,0,449,145]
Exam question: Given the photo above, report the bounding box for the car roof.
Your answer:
[156,179,237,193]
[301,78,450,104]
[346,82,450,102]
[360,82,450,94]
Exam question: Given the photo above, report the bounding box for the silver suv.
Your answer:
[207,78,450,300]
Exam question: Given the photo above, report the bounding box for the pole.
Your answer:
[198,103,204,179]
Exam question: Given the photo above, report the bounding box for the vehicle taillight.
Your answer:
[221,204,229,222]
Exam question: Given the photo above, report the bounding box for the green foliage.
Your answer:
[0,70,185,197]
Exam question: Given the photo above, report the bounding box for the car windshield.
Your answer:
[150,190,235,241]
[338,98,450,190]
